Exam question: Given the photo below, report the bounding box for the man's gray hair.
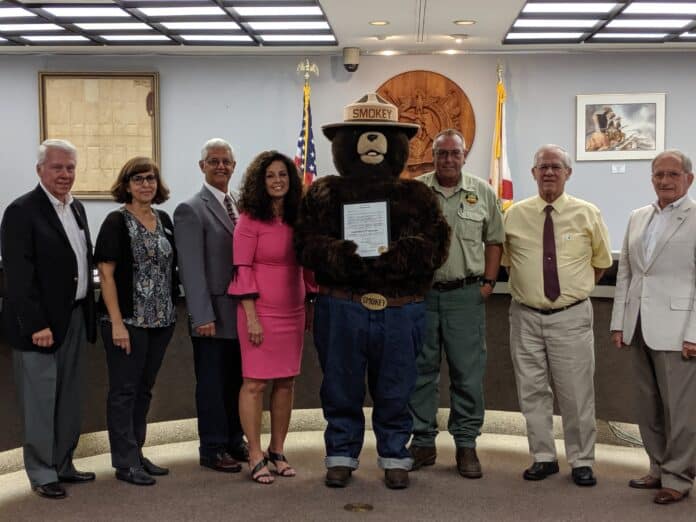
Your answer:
[200,138,235,162]
[533,144,572,169]
[432,128,467,151]
[651,149,693,174]
[37,139,77,165]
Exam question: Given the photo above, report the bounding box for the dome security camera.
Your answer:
[343,47,360,72]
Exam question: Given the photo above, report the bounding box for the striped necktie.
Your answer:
[224,195,237,227]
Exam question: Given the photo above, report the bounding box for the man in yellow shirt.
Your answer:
[502,144,612,487]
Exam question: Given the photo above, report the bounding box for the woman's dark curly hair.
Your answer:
[238,150,302,224]
[110,156,170,204]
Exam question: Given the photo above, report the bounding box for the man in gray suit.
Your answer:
[610,149,696,505]
[174,138,247,473]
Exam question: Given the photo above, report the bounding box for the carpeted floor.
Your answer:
[0,429,692,522]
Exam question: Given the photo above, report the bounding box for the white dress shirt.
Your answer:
[203,180,239,220]
[643,194,688,262]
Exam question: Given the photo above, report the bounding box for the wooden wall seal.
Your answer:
[377,70,475,179]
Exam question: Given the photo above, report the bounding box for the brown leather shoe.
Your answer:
[654,488,690,505]
[325,466,352,488]
[409,445,436,470]
[456,447,482,479]
[384,468,409,489]
[200,451,242,473]
[629,475,662,489]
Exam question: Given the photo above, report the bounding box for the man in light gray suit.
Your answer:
[174,138,247,473]
[610,149,696,505]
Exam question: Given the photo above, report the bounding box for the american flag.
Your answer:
[294,83,317,186]
[489,69,513,211]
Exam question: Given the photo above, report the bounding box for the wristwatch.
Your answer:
[480,278,497,289]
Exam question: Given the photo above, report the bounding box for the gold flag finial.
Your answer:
[297,58,319,85]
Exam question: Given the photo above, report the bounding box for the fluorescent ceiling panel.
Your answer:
[592,32,667,38]
[234,6,322,17]
[513,19,600,28]
[624,3,696,15]
[259,34,335,42]
[100,34,170,41]
[0,23,62,31]
[506,32,584,39]
[179,34,252,41]
[43,7,129,18]
[248,21,329,30]
[607,19,692,28]
[522,2,617,13]
[23,35,89,41]
[0,8,35,18]
[681,31,696,37]
[76,23,150,30]
[137,7,225,17]
[0,36,6,42]
[161,21,239,30]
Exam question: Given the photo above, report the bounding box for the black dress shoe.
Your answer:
[200,452,242,473]
[228,441,250,463]
[523,461,560,481]
[141,457,169,476]
[32,482,66,499]
[115,467,156,486]
[572,466,597,487]
[58,470,96,483]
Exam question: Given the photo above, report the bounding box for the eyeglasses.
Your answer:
[205,158,234,167]
[130,174,157,185]
[534,164,566,172]
[434,149,464,159]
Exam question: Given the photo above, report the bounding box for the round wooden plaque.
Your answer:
[377,70,475,179]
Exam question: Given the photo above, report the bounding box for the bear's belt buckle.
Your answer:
[360,293,388,311]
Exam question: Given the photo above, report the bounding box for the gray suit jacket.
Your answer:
[174,186,238,339]
[610,197,696,351]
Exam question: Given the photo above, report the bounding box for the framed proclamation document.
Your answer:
[341,200,391,258]
[39,72,160,199]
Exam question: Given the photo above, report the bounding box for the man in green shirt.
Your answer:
[409,129,504,478]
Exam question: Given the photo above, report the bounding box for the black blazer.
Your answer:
[0,185,97,352]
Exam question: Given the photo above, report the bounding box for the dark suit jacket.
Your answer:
[0,184,96,352]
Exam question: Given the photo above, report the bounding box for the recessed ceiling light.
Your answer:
[100,34,171,42]
[624,2,696,15]
[607,19,691,28]
[137,7,225,17]
[450,34,468,43]
[259,34,335,42]
[248,21,330,30]
[234,6,322,17]
[76,23,150,31]
[43,7,129,18]
[179,34,253,42]
[522,3,617,14]
[0,8,35,18]
[506,32,584,39]
[0,23,63,32]
[376,50,399,56]
[439,49,464,55]
[161,22,240,30]
[514,19,600,28]
[592,32,667,39]
[23,35,89,42]
[453,20,476,26]
[369,20,390,26]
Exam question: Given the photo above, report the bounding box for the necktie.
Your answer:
[543,205,561,302]
[224,195,237,227]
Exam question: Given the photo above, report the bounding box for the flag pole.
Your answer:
[296,59,319,185]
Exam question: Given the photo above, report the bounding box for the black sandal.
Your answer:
[266,449,296,477]
[250,458,274,485]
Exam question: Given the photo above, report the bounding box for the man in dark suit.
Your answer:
[1,139,97,499]
[174,138,247,473]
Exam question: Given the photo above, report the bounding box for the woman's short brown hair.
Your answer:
[110,156,170,204]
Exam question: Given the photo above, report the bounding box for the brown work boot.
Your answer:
[409,445,436,470]
[384,468,410,489]
[325,466,352,488]
[456,447,482,479]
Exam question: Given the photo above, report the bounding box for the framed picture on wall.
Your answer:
[576,93,665,161]
[39,72,160,199]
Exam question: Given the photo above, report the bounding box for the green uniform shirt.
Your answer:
[417,170,504,282]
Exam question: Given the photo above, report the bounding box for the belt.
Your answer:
[431,276,481,292]
[72,298,85,310]
[318,287,424,310]
[520,298,587,315]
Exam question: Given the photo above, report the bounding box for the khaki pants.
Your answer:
[509,299,596,468]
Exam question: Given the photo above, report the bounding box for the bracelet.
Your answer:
[480,278,497,288]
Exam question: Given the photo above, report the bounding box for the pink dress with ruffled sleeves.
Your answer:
[227,213,314,379]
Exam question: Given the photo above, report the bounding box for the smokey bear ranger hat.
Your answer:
[322,92,420,141]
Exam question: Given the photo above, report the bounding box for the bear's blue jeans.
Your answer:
[313,294,425,470]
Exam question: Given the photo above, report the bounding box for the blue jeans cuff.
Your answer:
[378,456,413,470]
[325,456,359,469]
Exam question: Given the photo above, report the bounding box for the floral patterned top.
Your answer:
[122,208,176,328]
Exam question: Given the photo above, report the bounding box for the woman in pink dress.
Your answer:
[228,150,314,484]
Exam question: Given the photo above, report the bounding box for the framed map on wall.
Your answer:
[39,72,160,198]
